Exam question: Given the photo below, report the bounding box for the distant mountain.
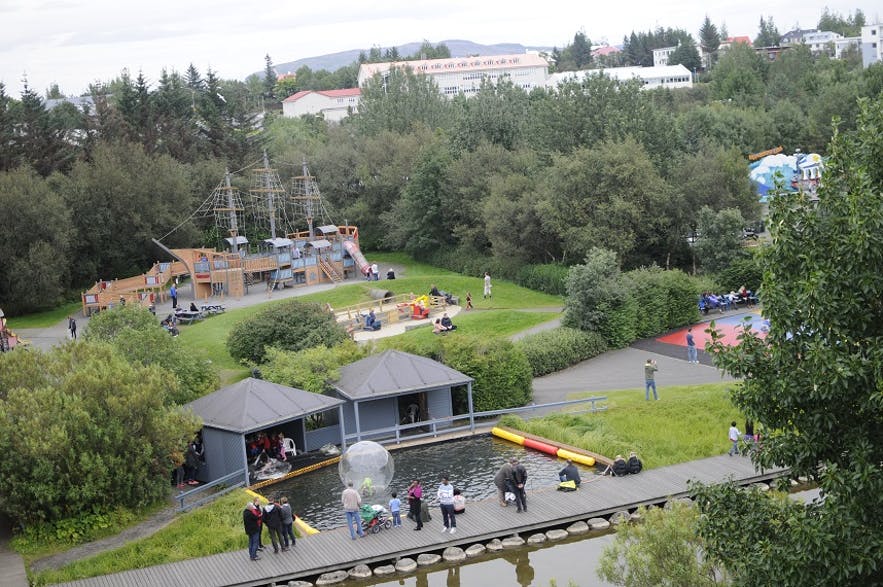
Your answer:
[272,39,553,76]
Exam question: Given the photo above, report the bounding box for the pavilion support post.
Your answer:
[467,382,475,433]
[353,401,362,443]
[240,435,250,487]
[301,418,307,451]
[338,405,347,451]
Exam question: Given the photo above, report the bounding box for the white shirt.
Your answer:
[371,263,378,274]
[437,483,454,505]
[729,425,741,442]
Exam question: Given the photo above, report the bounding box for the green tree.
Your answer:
[694,206,749,274]
[700,97,883,586]
[754,16,780,47]
[709,43,767,106]
[699,16,721,66]
[598,501,727,586]
[668,37,702,72]
[261,341,368,395]
[226,299,348,364]
[356,67,451,135]
[263,54,276,101]
[0,342,201,525]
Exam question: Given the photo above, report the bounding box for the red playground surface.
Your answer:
[657,312,768,348]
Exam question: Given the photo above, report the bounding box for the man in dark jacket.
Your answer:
[243,502,262,561]
[494,459,515,506]
[262,500,284,553]
[558,459,581,487]
[512,458,528,513]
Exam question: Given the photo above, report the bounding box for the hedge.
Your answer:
[517,327,608,377]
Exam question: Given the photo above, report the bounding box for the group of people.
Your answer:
[365,262,395,281]
[243,495,297,561]
[602,452,643,477]
[247,431,289,463]
[494,457,529,513]
[432,312,457,334]
[698,286,757,314]
[172,435,204,489]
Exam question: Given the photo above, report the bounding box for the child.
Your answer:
[389,491,402,527]
[465,292,473,310]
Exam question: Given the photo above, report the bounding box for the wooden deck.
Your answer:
[54,455,786,587]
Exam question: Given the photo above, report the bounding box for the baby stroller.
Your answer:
[360,504,392,534]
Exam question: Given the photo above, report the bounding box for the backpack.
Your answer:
[557,480,577,492]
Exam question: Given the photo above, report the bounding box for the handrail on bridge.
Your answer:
[175,469,246,513]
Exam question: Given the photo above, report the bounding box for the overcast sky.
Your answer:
[0,0,878,97]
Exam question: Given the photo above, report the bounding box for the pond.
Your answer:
[265,435,598,530]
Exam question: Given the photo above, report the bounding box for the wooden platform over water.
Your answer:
[55,455,786,587]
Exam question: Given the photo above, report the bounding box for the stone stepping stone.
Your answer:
[751,482,770,492]
[316,570,348,585]
[443,546,466,562]
[502,535,525,548]
[348,564,372,579]
[373,565,396,576]
[395,558,417,573]
[527,533,546,545]
[587,517,610,530]
[286,581,313,587]
[609,511,631,525]
[546,528,569,541]
[566,521,589,535]
[486,538,504,552]
[417,553,442,566]
[465,544,486,558]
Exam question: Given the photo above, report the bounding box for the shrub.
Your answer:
[83,305,159,340]
[517,327,608,376]
[226,300,348,364]
[516,263,569,295]
[716,254,762,293]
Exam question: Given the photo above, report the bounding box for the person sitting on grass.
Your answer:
[440,313,456,331]
[603,455,629,476]
[627,451,643,474]
[433,319,447,335]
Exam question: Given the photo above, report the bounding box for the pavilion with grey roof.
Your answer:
[329,349,475,443]
[185,378,346,486]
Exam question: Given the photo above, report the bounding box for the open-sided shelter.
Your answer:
[185,377,346,486]
[330,350,474,443]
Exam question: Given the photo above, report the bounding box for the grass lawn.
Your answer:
[32,490,257,585]
[379,310,560,348]
[4,301,82,329]
[500,382,741,468]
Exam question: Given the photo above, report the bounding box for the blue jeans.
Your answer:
[248,532,260,559]
[645,380,658,400]
[687,346,697,363]
[345,510,364,539]
[282,522,296,547]
[440,503,456,529]
[391,511,401,527]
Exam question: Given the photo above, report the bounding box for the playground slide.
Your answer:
[343,240,371,276]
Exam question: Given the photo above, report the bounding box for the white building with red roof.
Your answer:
[282,88,361,122]
[357,53,549,98]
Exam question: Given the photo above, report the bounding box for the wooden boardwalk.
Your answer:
[55,455,785,587]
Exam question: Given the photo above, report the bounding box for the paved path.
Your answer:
[0,513,27,587]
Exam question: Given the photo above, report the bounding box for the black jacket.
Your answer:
[262,504,283,530]
[243,507,260,535]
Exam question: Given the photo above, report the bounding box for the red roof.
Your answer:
[726,36,751,45]
[592,46,621,57]
[283,88,361,103]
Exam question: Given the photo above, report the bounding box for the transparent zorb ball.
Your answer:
[338,441,394,497]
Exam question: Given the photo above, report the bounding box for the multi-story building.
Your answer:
[548,64,693,91]
[652,46,678,67]
[357,53,549,97]
[862,24,883,67]
[281,88,361,122]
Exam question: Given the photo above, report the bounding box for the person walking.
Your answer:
[68,316,77,340]
[389,491,402,528]
[262,498,284,553]
[243,501,262,561]
[512,459,528,513]
[437,476,456,534]
[342,481,365,540]
[644,358,659,400]
[279,496,296,549]
[465,292,473,310]
[728,421,742,456]
[169,283,178,309]
[494,458,516,506]
[407,480,423,531]
[686,327,698,364]
[483,272,492,299]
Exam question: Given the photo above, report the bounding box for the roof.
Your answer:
[263,237,293,248]
[592,46,621,57]
[724,36,752,45]
[317,225,340,235]
[359,53,549,79]
[224,236,249,245]
[332,350,472,401]
[549,64,691,86]
[283,88,361,103]
[307,239,331,248]
[185,378,344,434]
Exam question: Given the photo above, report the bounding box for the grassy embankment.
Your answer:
[177,252,562,384]
[4,301,82,329]
[501,382,741,468]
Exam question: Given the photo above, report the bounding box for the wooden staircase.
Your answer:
[318,258,343,283]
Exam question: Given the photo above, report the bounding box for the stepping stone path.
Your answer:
[587,517,610,530]
[566,521,589,535]
[395,558,417,573]
[527,533,546,545]
[316,570,348,585]
[502,535,525,548]
[465,544,486,558]
[373,565,396,576]
[417,553,442,566]
[546,529,569,540]
[609,511,631,525]
[286,582,313,587]
[486,538,504,552]
[443,547,466,562]
[348,565,372,579]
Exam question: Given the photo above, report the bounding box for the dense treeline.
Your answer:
[1,15,882,315]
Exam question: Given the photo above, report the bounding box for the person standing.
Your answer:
[644,358,659,400]
[512,459,528,513]
[341,481,365,540]
[483,272,492,299]
[465,292,473,310]
[407,479,423,530]
[728,421,742,456]
[558,459,581,487]
[169,283,178,309]
[686,327,698,364]
[371,262,379,281]
[262,498,284,553]
[68,316,77,340]
[279,496,296,549]
[494,458,515,506]
[389,492,402,528]
[243,501,262,561]
[437,476,456,534]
